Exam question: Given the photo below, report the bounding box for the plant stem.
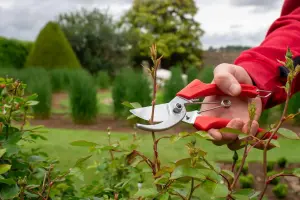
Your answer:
[231,143,248,190]
[188,178,194,200]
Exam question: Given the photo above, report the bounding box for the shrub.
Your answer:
[267,161,276,172]
[0,37,33,69]
[49,68,72,92]
[163,66,185,102]
[25,21,81,69]
[112,67,151,118]
[187,66,200,84]
[277,157,288,168]
[95,71,111,89]
[272,184,288,199]
[267,171,280,185]
[21,68,52,119]
[68,69,98,124]
[198,66,214,83]
[239,174,254,189]
[236,161,249,175]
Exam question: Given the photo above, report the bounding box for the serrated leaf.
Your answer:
[221,170,234,179]
[0,176,15,185]
[0,149,6,158]
[198,180,229,198]
[154,176,169,185]
[70,140,98,147]
[0,164,11,175]
[277,128,300,140]
[159,192,170,200]
[0,184,20,199]
[170,135,181,143]
[219,128,246,135]
[170,165,206,181]
[154,166,174,178]
[232,188,260,199]
[134,188,158,198]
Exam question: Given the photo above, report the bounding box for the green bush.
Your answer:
[112,68,151,118]
[198,66,214,83]
[95,71,111,89]
[49,68,72,92]
[187,66,200,84]
[277,157,288,168]
[163,66,185,102]
[236,161,249,175]
[267,171,280,185]
[267,161,276,172]
[0,37,33,69]
[239,174,254,189]
[25,21,81,69]
[272,184,288,199]
[68,69,98,124]
[21,68,52,118]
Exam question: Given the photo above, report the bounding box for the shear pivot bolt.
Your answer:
[173,103,182,113]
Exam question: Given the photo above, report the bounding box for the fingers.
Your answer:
[208,118,244,146]
[213,64,241,96]
[213,63,254,96]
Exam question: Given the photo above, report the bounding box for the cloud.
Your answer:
[201,28,267,49]
[0,0,132,41]
[230,0,283,13]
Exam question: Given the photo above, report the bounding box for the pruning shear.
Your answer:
[130,79,277,140]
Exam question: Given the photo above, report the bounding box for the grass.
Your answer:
[21,127,300,192]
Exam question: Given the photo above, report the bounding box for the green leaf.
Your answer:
[134,188,158,198]
[170,135,181,143]
[0,149,6,158]
[219,128,246,135]
[0,176,15,185]
[198,180,229,198]
[277,128,300,140]
[170,165,206,181]
[270,139,280,148]
[0,164,11,175]
[195,131,214,140]
[0,184,20,199]
[74,155,92,168]
[122,101,142,109]
[26,93,38,101]
[70,140,98,147]
[293,168,300,177]
[221,170,234,179]
[232,188,260,199]
[159,192,170,200]
[26,100,39,106]
[127,114,136,120]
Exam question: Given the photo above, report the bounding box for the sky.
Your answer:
[0,0,284,49]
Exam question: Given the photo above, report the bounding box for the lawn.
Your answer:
[21,127,300,191]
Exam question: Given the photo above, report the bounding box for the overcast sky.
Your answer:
[0,0,283,49]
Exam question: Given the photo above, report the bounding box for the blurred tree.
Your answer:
[56,8,131,75]
[25,21,81,69]
[119,0,204,71]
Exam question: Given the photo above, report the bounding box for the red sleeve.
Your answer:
[234,0,300,109]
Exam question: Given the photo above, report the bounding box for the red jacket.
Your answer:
[234,0,300,110]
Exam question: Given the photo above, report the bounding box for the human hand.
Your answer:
[199,63,272,150]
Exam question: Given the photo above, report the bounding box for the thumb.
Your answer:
[213,64,242,96]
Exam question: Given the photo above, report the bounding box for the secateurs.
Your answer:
[129,79,277,140]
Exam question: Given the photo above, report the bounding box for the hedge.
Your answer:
[25,21,81,69]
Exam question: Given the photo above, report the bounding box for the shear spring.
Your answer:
[257,89,272,98]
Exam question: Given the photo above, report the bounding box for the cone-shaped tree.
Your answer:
[25,21,81,68]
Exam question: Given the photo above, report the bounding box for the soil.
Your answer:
[219,162,300,200]
[29,92,300,200]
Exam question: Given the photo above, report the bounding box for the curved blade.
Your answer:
[130,103,170,122]
[136,107,186,131]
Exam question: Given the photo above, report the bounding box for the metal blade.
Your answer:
[181,111,198,124]
[130,103,171,122]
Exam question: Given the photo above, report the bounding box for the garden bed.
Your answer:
[219,162,300,200]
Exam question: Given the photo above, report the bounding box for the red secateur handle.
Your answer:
[193,116,278,140]
[177,79,259,100]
